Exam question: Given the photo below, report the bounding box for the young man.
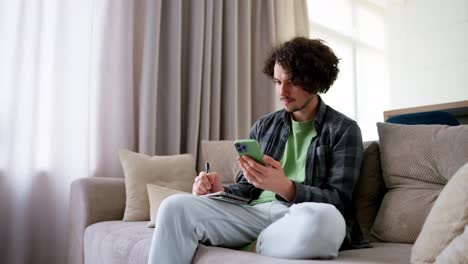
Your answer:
[148,37,363,264]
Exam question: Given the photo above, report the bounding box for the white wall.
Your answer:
[385,0,468,109]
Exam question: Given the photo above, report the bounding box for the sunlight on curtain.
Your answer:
[0,1,95,263]
[307,0,389,141]
[273,0,309,44]
[0,1,279,263]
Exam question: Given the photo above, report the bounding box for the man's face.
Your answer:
[273,63,316,119]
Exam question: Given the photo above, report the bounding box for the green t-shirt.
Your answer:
[249,117,317,205]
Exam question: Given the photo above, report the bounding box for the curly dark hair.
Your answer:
[263,37,339,94]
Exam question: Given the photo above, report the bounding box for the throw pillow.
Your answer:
[119,149,196,221]
[411,163,468,263]
[147,184,188,228]
[386,111,460,126]
[435,226,468,264]
[353,141,385,241]
[201,140,240,184]
[371,123,468,243]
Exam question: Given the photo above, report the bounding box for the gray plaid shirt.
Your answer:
[225,96,364,247]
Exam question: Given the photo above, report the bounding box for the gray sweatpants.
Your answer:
[147,194,346,264]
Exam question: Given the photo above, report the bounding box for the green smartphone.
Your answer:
[233,139,266,165]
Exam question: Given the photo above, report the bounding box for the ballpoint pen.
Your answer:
[205,162,212,190]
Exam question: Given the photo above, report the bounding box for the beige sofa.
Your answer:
[68,139,418,264]
[68,179,411,264]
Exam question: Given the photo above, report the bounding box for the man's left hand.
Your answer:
[237,155,295,201]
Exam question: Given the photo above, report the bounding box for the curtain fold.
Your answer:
[124,0,278,168]
[274,0,310,43]
[0,1,308,263]
[1,1,96,263]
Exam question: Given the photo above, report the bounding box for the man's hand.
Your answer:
[237,155,295,201]
[192,171,224,196]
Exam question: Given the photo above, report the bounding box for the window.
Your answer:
[307,0,388,140]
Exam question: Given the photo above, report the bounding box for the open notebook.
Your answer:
[204,191,249,205]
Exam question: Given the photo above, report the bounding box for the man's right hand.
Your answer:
[192,171,224,196]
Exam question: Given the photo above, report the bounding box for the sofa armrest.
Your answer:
[68,177,126,264]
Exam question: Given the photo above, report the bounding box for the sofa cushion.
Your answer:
[385,111,460,126]
[84,221,152,264]
[147,184,188,228]
[371,123,468,243]
[194,242,411,264]
[411,162,468,263]
[119,149,196,221]
[85,221,411,264]
[353,141,385,241]
[201,140,240,184]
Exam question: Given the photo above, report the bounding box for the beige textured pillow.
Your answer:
[411,163,468,263]
[353,141,385,241]
[147,184,188,228]
[119,149,196,221]
[201,140,240,184]
[371,123,468,243]
[435,226,468,264]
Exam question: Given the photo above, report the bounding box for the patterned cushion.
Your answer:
[201,140,240,184]
[147,184,188,228]
[411,163,468,263]
[119,150,196,221]
[385,111,460,126]
[371,123,468,243]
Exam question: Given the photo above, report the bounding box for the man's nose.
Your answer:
[279,83,290,96]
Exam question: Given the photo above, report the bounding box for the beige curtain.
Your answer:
[93,0,280,178]
[274,0,310,43]
[0,1,308,263]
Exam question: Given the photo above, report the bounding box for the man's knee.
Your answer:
[157,193,198,222]
[289,203,346,257]
[289,202,345,230]
[257,202,346,259]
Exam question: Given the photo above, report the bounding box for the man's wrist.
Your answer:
[277,179,295,202]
